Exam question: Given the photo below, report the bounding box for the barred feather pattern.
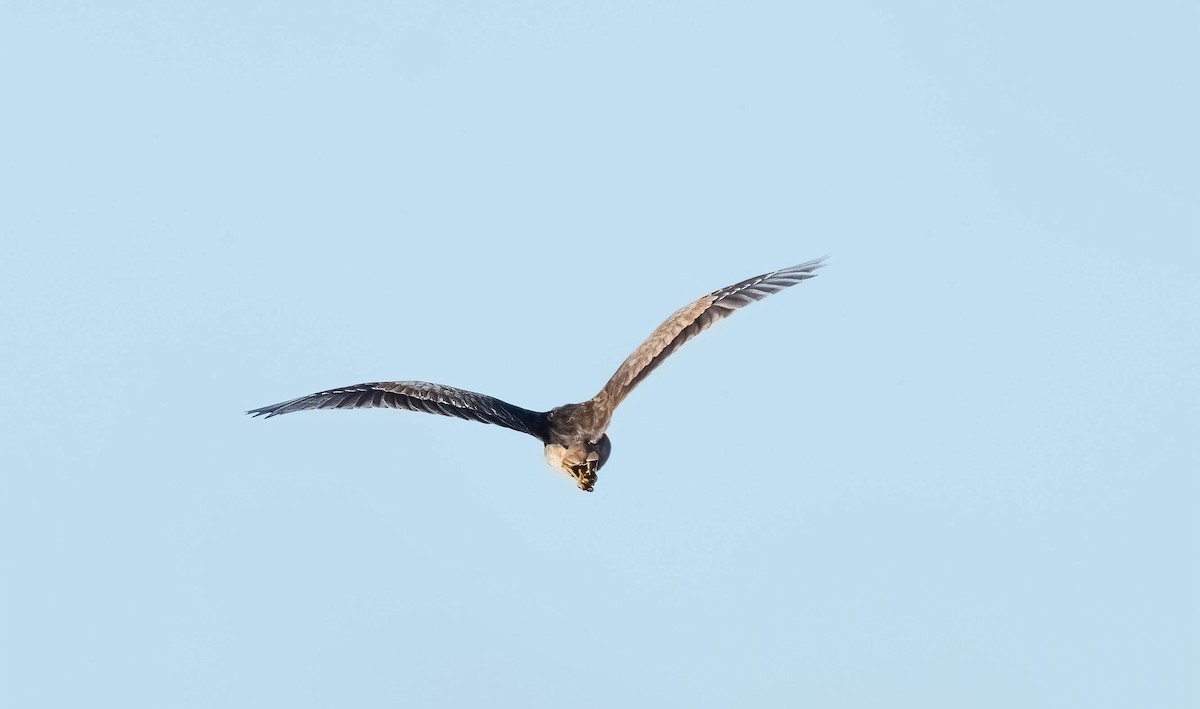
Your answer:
[596,257,826,414]
[247,381,550,441]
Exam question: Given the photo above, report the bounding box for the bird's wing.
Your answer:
[595,257,826,414]
[247,381,550,441]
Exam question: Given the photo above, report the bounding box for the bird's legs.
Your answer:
[569,457,599,492]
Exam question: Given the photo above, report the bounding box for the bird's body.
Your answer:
[249,257,826,491]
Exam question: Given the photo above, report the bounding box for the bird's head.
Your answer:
[543,435,611,492]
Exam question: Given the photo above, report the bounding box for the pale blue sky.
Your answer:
[1,1,1196,707]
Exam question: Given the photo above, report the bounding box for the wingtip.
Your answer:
[780,255,829,275]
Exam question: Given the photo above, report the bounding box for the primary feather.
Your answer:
[247,381,550,441]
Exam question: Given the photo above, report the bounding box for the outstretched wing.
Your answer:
[247,381,550,441]
[596,257,826,413]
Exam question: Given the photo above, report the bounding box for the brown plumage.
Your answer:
[248,257,826,491]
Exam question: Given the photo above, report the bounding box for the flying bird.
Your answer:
[248,257,826,491]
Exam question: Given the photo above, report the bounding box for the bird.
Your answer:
[248,257,826,492]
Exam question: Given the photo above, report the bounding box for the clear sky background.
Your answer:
[1,2,1196,707]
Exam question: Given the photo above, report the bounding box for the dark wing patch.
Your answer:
[596,257,826,415]
[247,381,550,441]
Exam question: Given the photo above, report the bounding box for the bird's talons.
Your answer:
[570,464,597,492]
